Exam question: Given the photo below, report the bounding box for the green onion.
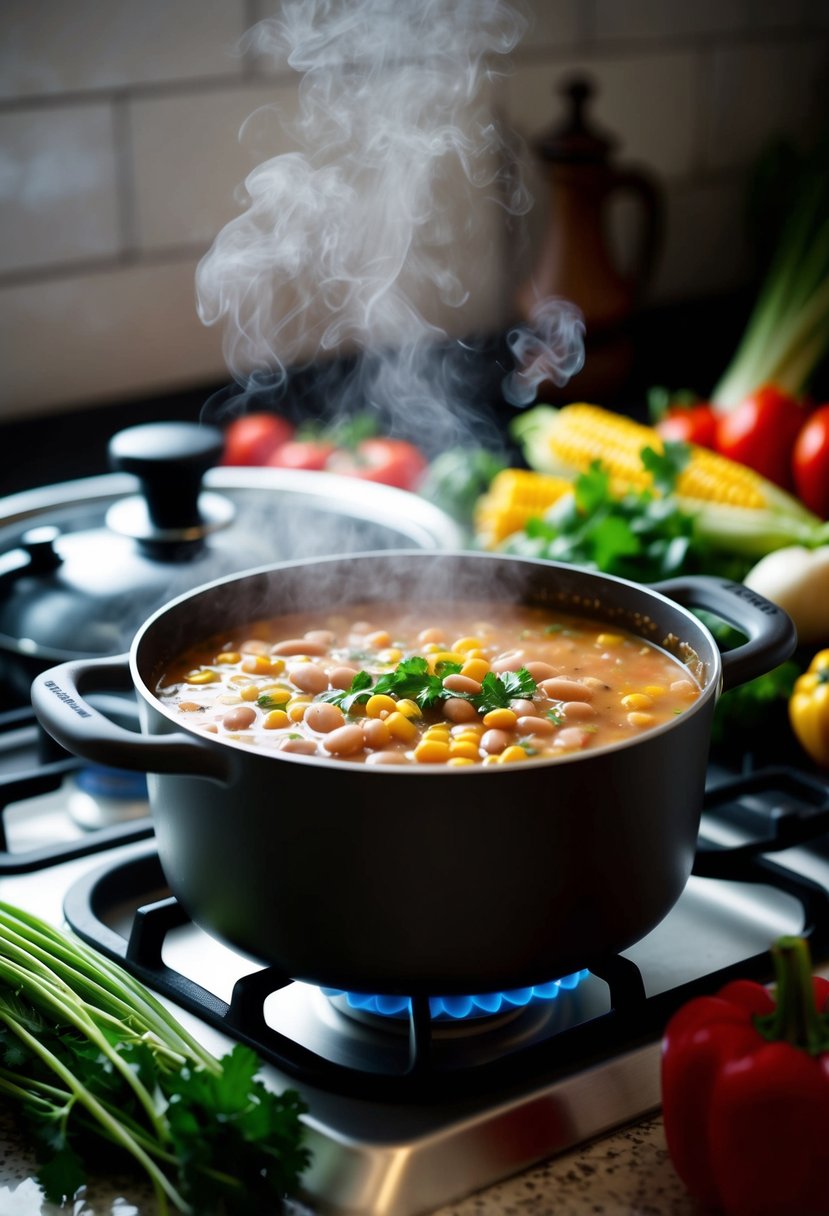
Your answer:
[711,132,829,409]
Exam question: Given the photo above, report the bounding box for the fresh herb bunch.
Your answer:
[0,902,310,1214]
[504,444,753,583]
[321,656,537,714]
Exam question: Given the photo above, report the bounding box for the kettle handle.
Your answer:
[607,166,664,302]
[31,655,230,781]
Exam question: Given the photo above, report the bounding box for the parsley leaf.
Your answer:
[476,668,537,711]
[319,669,374,712]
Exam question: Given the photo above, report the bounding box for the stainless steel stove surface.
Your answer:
[2,700,829,1216]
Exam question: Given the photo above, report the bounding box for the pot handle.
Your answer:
[651,576,796,692]
[31,655,230,781]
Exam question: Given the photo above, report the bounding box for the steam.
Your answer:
[502,297,586,406]
[196,0,584,436]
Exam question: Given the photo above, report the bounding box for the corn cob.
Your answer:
[512,403,829,557]
[475,468,572,548]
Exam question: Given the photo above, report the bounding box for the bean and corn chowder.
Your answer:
[156,602,701,766]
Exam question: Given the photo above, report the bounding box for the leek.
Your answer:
[711,132,829,410]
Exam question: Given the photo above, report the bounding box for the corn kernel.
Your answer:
[215,651,241,665]
[452,636,485,653]
[421,642,445,655]
[621,693,653,711]
[627,711,656,728]
[452,725,483,742]
[287,699,312,722]
[385,712,419,743]
[449,740,479,761]
[482,753,500,766]
[366,630,391,648]
[461,657,490,682]
[424,726,451,741]
[482,707,517,730]
[395,698,422,719]
[240,684,262,702]
[184,670,220,685]
[241,654,278,676]
[378,648,403,664]
[414,739,451,764]
[366,694,397,718]
[644,685,666,698]
[217,694,242,706]
[597,632,624,647]
[257,687,291,706]
[427,651,465,671]
[499,745,529,764]
[263,710,290,730]
[448,756,475,766]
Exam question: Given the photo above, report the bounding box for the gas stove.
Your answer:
[2,696,829,1216]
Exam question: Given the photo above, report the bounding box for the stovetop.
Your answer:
[2,698,829,1216]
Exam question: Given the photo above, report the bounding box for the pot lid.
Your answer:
[0,422,463,663]
[534,76,616,166]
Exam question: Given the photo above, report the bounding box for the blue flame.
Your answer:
[322,970,590,1021]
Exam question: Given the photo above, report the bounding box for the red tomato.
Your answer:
[792,403,829,517]
[656,404,717,449]
[714,385,805,488]
[326,438,428,491]
[266,439,336,471]
[222,412,294,466]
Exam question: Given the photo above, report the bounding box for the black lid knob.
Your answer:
[108,422,225,530]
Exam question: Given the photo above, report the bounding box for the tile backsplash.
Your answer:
[0,0,826,422]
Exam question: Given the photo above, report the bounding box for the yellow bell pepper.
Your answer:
[789,650,829,766]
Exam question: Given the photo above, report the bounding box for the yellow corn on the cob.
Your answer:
[511,403,827,557]
[525,403,773,508]
[475,468,572,548]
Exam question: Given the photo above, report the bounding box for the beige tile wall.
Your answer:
[0,0,826,422]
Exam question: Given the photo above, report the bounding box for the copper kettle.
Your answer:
[515,77,663,399]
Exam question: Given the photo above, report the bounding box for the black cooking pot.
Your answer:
[31,552,795,996]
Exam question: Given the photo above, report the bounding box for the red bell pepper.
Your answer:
[661,936,829,1216]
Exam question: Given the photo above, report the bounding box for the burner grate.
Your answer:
[62,766,829,1104]
[0,704,153,873]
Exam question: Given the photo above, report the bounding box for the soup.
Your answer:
[155,600,701,765]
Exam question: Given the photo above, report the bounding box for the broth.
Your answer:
[155,600,702,765]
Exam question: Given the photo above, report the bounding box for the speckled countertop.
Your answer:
[0,1105,702,1216]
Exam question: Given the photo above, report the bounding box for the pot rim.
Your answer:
[129,549,723,774]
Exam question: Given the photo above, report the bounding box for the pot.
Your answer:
[31,553,795,996]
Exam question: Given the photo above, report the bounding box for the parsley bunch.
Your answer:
[321,656,536,715]
[505,444,753,583]
[0,902,310,1214]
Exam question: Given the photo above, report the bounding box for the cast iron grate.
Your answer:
[0,705,153,874]
[63,765,829,1103]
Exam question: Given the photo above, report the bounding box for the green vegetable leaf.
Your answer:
[641,441,690,496]
[319,669,374,712]
[374,656,446,709]
[476,668,537,712]
[37,1146,88,1205]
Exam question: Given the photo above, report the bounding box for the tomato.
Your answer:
[714,385,805,488]
[222,412,294,466]
[326,438,428,491]
[656,404,717,449]
[266,439,336,471]
[792,403,829,517]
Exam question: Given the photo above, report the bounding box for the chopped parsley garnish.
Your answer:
[319,658,537,715]
[545,707,564,726]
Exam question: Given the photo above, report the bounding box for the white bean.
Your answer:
[444,697,480,723]
[271,638,327,656]
[329,665,360,690]
[304,702,345,733]
[221,706,256,731]
[524,661,558,682]
[516,715,555,736]
[481,728,509,754]
[539,678,593,702]
[323,725,366,756]
[280,737,318,755]
[442,674,482,694]
[288,663,328,694]
[562,701,597,721]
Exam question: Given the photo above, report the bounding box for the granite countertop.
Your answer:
[0,1105,701,1216]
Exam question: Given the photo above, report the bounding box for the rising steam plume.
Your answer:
[196,0,584,436]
